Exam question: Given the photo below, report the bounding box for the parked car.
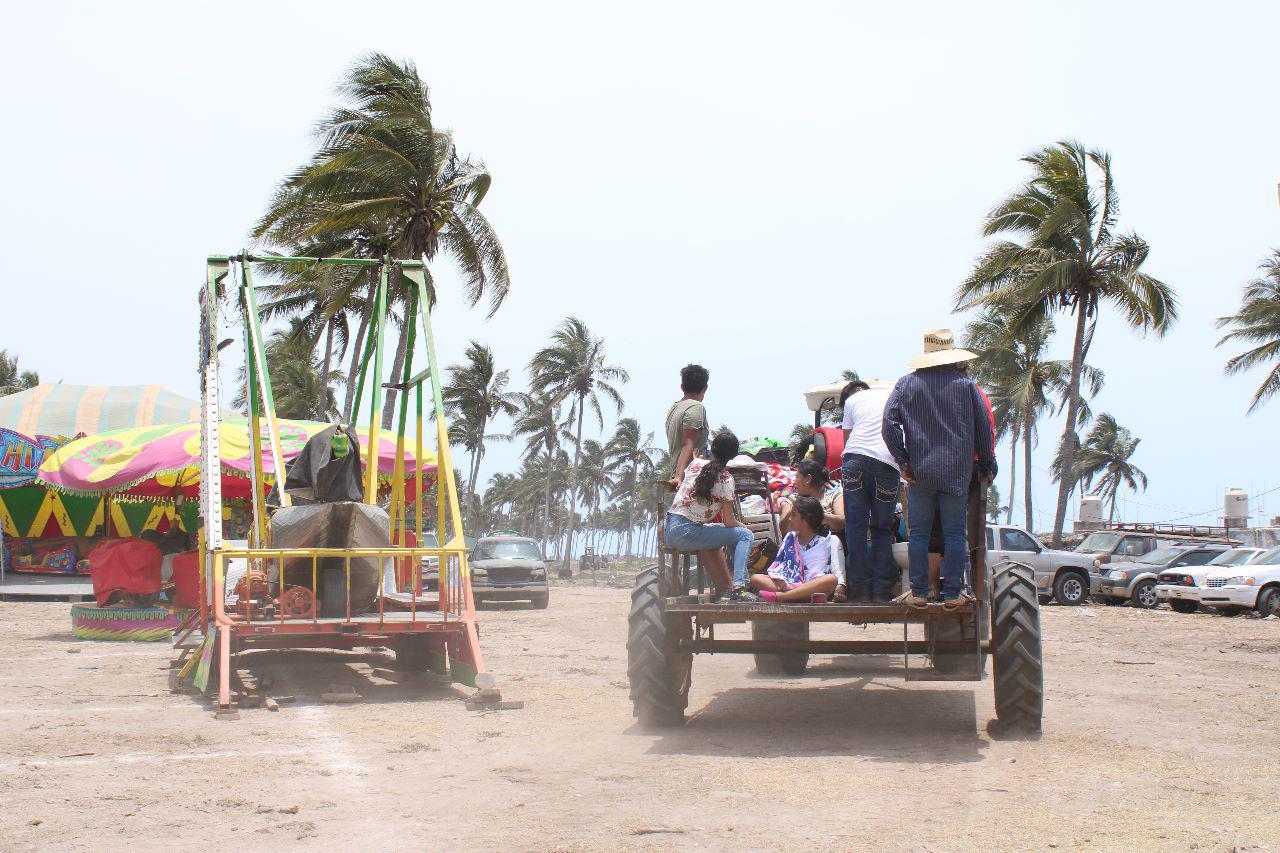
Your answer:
[1074,530,1233,566]
[469,535,550,608]
[891,523,1095,605]
[1199,545,1280,617]
[1091,544,1231,608]
[1155,547,1265,613]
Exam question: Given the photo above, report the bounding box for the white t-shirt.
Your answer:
[841,387,899,471]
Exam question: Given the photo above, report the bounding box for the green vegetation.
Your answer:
[1217,251,1280,413]
[0,350,39,396]
[957,141,1176,544]
[964,309,1101,530]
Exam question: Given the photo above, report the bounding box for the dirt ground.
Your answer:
[2,587,1279,852]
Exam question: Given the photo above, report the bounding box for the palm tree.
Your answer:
[575,438,614,556]
[234,319,342,420]
[511,393,568,547]
[964,309,1102,531]
[604,418,659,556]
[1217,251,1280,413]
[786,421,812,462]
[255,249,381,418]
[1072,413,1148,524]
[255,53,510,428]
[955,140,1177,545]
[530,317,628,575]
[0,351,39,396]
[442,341,520,505]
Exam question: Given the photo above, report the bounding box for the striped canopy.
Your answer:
[0,384,201,439]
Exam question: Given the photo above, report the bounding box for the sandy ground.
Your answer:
[2,587,1279,852]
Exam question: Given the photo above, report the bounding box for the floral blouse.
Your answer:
[669,459,735,524]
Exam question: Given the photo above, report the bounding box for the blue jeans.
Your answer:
[664,513,754,587]
[907,484,969,597]
[842,455,899,594]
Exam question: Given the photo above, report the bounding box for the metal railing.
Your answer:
[203,544,473,630]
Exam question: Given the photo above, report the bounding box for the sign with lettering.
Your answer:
[0,428,67,489]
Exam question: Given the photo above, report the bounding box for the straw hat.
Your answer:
[907,328,978,369]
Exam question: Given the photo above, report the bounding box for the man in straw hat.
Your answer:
[882,328,996,609]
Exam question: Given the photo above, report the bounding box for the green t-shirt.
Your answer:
[665,398,708,474]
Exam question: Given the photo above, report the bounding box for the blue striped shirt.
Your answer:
[881,366,995,497]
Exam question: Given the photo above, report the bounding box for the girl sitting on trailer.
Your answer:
[748,496,844,602]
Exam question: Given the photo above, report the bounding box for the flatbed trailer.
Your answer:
[627,394,1044,733]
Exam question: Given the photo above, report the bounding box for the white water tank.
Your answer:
[1224,488,1249,528]
[1078,496,1103,526]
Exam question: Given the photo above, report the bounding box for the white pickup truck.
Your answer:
[892,523,1096,606]
[1198,546,1280,617]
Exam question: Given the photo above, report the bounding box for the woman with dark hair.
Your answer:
[779,459,845,535]
[747,496,844,602]
[665,431,755,598]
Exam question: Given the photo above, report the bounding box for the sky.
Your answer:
[3,1,1278,532]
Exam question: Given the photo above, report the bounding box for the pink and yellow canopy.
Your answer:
[37,419,437,500]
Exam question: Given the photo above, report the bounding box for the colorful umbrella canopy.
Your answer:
[37,419,437,500]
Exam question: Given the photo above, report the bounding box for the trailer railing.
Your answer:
[204,544,473,629]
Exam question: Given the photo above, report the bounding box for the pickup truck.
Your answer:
[892,523,1096,605]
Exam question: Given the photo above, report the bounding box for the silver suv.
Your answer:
[1091,544,1230,609]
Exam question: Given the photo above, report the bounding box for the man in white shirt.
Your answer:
[840,381,901,602]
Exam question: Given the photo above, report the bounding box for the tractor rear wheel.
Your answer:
[991,562,1043,733]
[751,621,809,675]
[627,565,692,726]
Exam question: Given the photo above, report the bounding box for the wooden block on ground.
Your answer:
[465,699,524,711]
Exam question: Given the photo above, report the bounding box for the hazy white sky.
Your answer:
[3,1,1278,530]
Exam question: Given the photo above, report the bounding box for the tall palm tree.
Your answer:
[1217,251,1280,413]
[234,318,342,420]
[530,317,629,575]
[1072,413,1148,524]
[604,417,659,556]
[255,248,381,418]
[965,309,1102,531]
[955,140,1177,545]
[255,53,510,428]
[575,439,613,553]
[511,392,568,547]
[442,341,520,503]
[0,350,39,396]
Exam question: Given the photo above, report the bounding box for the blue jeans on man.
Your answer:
[906,484,968,597]
[664,513,755,588]
[841,454,899,596]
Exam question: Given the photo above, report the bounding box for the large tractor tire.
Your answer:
[751,621,809,675]
[627,566,692,727]
[991,562,1043,733]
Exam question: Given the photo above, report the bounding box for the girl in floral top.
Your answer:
[665,432,755,597]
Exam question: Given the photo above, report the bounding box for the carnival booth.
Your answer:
[0,385,202,585]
